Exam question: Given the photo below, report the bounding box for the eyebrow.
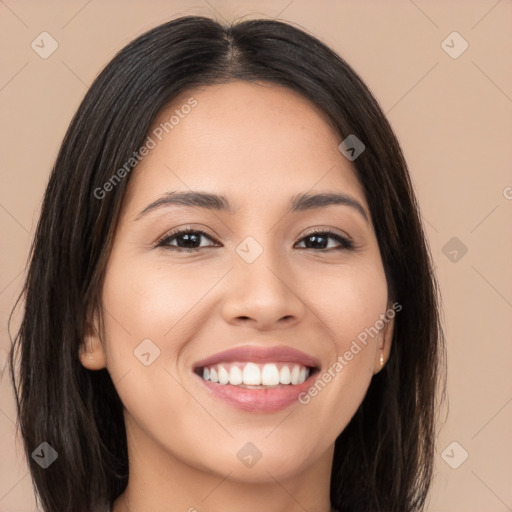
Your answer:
[134,190,369,223]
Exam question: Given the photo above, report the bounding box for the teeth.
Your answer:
[290,365,301,385]
[229,365,243,385]
[279,365,291,384]
[218,365,229,385]
[199,362,312,387]
[243,362,261,385]
[261,363,280,385]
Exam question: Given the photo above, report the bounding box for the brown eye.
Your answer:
[295,230,354,251]
[156,227,354,252]
[157,228,219,251]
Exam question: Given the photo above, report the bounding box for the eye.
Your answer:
[156,227,355,252]
[295,229,354,251]
[156,227,219,251]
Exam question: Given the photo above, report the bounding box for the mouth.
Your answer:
[192,345,321,412]
[194,361,320,388]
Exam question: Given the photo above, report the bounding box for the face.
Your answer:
[80,81,394,484]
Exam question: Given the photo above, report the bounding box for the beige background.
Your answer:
[1,1,511,511]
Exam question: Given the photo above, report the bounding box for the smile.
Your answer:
[196,362,312,387]
[192,345,321,412]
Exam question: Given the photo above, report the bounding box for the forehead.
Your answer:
[123,81,367,215]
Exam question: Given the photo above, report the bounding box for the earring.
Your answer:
[380,353,384,367]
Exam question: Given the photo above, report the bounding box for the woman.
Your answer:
[8,15,446,512]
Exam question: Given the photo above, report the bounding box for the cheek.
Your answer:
[306,259,389,349]
[98,257,211,445]
[99,253,229,403]
[101,254,214,341]
[295,260,388,420]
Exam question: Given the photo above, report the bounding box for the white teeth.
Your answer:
[279,365,291,384]
[199,361,312,386]
[261,364,280,385]
[229,365,243,385]
[242,362,261,385]
[218,365,229,385]
[290,365,301,385]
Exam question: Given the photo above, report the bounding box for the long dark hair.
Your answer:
[8,15,446,512]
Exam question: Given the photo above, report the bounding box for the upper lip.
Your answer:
[193,345,321,370]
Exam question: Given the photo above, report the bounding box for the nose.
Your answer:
[220,242,306,330]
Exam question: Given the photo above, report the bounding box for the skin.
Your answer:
[80,81,394,512]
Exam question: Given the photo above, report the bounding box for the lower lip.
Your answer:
[195,371,317,413]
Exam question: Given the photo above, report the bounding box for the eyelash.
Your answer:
[155,226,355,252]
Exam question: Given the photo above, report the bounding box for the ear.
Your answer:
[79,308,107,370]
[372,304,395,375]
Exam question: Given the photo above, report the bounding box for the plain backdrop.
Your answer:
[1,1,511,511]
